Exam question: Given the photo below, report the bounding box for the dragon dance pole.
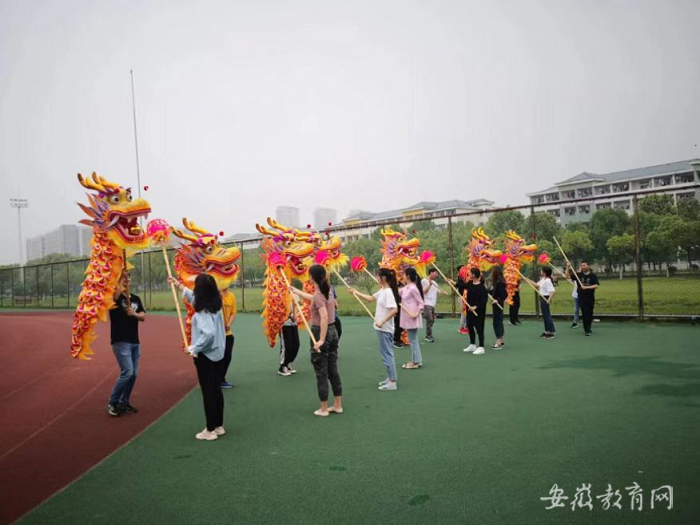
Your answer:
[515,268,551,304]
[330,268,375,321]
[360,265,417,318]
[487,293,505,311]
[430,262,477,316]
[363,267,379,285]
[553,237,584,287]
[160,247,188,349]
[278,271,319,348]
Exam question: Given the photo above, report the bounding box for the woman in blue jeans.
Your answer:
[350,268,399,391]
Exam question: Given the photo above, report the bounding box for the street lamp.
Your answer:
[9,198,28,265]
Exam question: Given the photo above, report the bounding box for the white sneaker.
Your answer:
[473,347,485,355]
[463,344,477,353]
[213,426,226,436]
[378,381,397,391]
[314,409,329,417]
[378,378,389,386]
[196,429,218,441]
[278,367,291,377]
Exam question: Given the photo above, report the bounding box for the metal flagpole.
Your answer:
[130,70,146,295]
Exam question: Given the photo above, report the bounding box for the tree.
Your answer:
[606,234,635,279]
[523,212,561,243]
[484,210,525,237]
[560,230,594,265]
[656,215,700,270]
[677,199,700,221]
[644,230,677,275]
[410,220,436,232]
[638,194,676,216]
[588,208,631,268]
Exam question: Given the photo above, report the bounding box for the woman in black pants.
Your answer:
[291,265,343,417]
[490,265,507,349]
[509,281,521,325]
[463,267,488,355]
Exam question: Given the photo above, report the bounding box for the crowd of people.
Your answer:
[106,261,600,440]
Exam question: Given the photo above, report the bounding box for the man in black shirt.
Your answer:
[108,272,145,416]
[572,261,599,336]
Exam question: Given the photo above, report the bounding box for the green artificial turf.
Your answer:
[23,314,700,524]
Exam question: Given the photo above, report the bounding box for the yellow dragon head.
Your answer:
[77,172,151,251]
[504,230,537,263]
[172,218,241,290]
[256,218,316,279]
[466,227,502,269]
[308,233,349,273]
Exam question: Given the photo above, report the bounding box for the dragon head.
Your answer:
[256,218,316,278]
[309,234,349,273]
[77,172,152,251]
[381,228,421,265]
[172,218,241,290]
[466,227,502,270]
[504,230,537,263]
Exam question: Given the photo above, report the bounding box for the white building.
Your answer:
[527,159,700,225]
[26,225,92,262]
[338,199,495,242]
[313,208,337,229]
[275,206,300,228]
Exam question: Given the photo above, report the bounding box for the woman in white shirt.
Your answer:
[349,268,400,391]
[535,266,556,339]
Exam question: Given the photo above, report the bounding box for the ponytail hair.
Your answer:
[377,267,400,300]
[309,264,330,299]
[193,273,222,313]
[404,267,424,299]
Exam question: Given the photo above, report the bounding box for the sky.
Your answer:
[1,0,699,265]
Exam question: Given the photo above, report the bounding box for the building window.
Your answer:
[612,182,629,193]
[562,190,575,199]
[613,200,631,210]
[577,188,592,198]
[531,196,544,205]
[547,209,560,217]
[545,193,560,202]
[595,185,611,195]
[564,207,576,216]
[578,205,590,214]
[655,176,672,187]
[675,172,695,184]
[596,202,612,210]
[638,179,651,190]
[676,192,695,200]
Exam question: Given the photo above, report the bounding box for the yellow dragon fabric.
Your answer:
[70,173,152,360]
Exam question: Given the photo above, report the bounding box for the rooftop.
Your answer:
[342,199,494,222]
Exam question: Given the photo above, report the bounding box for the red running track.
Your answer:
[0,312,196,524]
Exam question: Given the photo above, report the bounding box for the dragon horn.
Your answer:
[94,173,120,191]
[255,223,277,236]
[171,228,199,243]
[266,217,291,232]
[77,172,106,192]
[182,218,211,236]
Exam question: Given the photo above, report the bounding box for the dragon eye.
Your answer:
[126,192,133,202]
[109,195,121,204]
[204,245,214,254]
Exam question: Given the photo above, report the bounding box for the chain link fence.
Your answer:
[2,186,699,319]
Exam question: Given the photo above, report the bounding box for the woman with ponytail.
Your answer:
[400,267,425,369]
[290,264,343,417]
[349,268,399,391]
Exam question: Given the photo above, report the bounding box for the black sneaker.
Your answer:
[571,323,578,328]
[392,343,403,349]
[544,333,555,339]
[107,404,121,417]
[539,332,547,338]
[121,404,138,414]
[585,331,592,337]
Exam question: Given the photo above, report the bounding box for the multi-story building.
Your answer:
[275,206,300,228]
[26,225,92,262]
[527,159,700,225]
[338,199,495,242]
[313,208,337,229]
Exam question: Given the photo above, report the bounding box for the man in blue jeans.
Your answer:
[107,272,145,416]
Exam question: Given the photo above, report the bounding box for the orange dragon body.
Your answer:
[255,218,315,347]
[501,230,537,305]
[172,218,241,345]
[70,173,152,360]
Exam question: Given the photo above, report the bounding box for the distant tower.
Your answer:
[313,208,337,229]
[275,206,300,228]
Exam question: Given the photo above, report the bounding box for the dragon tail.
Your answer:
[260,264,290,347]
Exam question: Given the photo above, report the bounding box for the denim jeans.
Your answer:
[406,328,422,364]
[540,297,555,334]
[109,342,140,406]
[573,297,580,323]
[376,330,397,381]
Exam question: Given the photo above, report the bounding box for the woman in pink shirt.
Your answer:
[400,267,425,369]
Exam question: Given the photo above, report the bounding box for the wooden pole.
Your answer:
[515,268,550,303]
[279,270,319,347]
[431,262,476,316]
[363,267,379,284]
[487,293,505,310]
[553,236,584,287]
[161,247,188,348]
[331,268,375,321]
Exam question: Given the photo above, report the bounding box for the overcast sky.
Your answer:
[1,0,699,264]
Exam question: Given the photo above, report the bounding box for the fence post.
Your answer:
[633,196,644,320]
[51,264,54,308]
[148,250,152,309]
[530,205,540,318]
[36,266,39,307]
[11,268,14,307]
[23,267,26,308]
[66,263,70,308]
[240,246,246,311]
[448,215,456,318]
